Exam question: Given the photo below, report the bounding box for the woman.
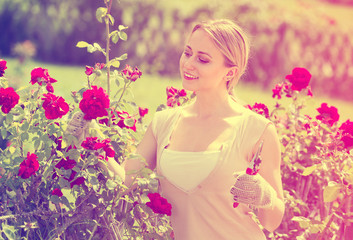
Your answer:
[108,19,284,239]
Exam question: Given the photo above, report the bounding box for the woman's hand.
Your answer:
[230,171,277,209]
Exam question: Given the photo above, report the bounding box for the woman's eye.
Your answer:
[184,51,191,57]
[198,58,209,63]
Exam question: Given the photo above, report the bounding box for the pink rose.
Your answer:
[41,93,69,119]
[79,86,110,120]
[0,87,20,114]
[18,152,39,179]
[316,103,339,126]
[285,67,311,91]
[0,59,7,77]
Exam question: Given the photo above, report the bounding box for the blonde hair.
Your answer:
[192,19,250,95]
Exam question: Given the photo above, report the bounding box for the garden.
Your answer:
[1,0,353,239]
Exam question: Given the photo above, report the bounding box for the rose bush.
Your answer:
[256,68,353,240]
[0,1,173,239]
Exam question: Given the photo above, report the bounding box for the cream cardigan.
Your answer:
[152,106,271,240]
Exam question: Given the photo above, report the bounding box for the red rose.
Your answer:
[55,157,76,170]
[46,83,54,93]
[94,63,105,70]
[64,170,77,182]
[85,66,94,76]
[246,167,259,175]
[0,87,20,114]
[79,86,110,120]
[116,111,137,131]
[30,67,57,86]
[139,107,149,118]
[99,110,137,132]
[339,120,353,149]
[81,137,115,160]
[316,103,339,126]
[70,176,85,188]
[52,188,63,197]
[272,83,283,99]
[0,59,7,77]
[247,103,269,118]
[146,193,172,216]
[18,152,39,179]
[285,67,311,91]
[121,64,142,82]
[166,86,188,107]
[41,93,69,119]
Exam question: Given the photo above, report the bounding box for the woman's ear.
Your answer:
[225,67,238,81]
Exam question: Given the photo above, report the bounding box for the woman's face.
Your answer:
[179,29,230,94]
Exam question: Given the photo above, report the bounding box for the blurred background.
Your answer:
[0,0,352,115]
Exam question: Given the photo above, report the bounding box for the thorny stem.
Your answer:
[105,0,113,97]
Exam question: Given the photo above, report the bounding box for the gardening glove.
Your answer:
[64,111,90,145]
[230,141,277,209]
[230,170,277,209]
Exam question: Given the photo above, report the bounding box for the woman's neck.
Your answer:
[189,89,235,118]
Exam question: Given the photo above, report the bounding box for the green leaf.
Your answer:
[20,121,29,131]
[107,14,114,25]
[8,146,16,154]
[323,182,341,202]
[110,59,120,68]
[292,216,310,229]
[96,7,107,23]
[117,53,128,61]
[1,128,7,139]
[76,41,89,48]
[93,42,102,51]
[50,195,60,204]
[111,31,119,44]
[118,31,127,41]
[33,139,41,150]
[118,25,128,31]
[302,165,318,176]
[5,113,13,125]
[87,45,95,53]
[106,179,117,190]
[20,132,29,141]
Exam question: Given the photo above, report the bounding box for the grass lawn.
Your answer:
[4,58,353,124]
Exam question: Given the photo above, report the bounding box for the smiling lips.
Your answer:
[183,72,199,80]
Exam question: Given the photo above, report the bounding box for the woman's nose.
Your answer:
[183,56,195,70]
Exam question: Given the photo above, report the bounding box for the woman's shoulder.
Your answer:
[151,107,182,136]
[242,106,272,126]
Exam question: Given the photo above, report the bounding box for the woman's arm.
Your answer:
[104,123,157,187]
[123,123,157,187]
[257,124,285,232]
